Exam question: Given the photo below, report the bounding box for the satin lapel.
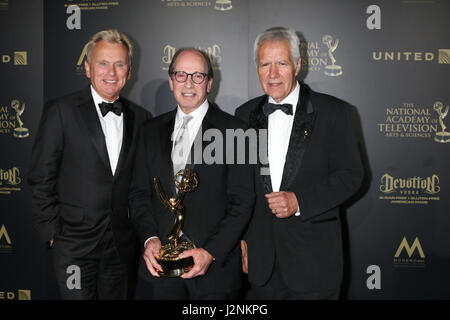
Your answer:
[160,110,177,195]
[79,97,111,172]
[279,84,316,190]
[249,97,273,193]
[113,102,134,179]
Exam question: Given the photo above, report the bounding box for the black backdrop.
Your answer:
[0,0,449,300]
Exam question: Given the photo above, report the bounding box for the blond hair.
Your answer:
[85,29,133,64]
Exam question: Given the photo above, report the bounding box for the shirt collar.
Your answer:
[90,85,123,119]
[175,99,209,124]
[268,81,300,115]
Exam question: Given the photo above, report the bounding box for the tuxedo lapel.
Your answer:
[78,96,111,173]
[161,110,177,195]
[113,101,134,179]
[279,83,316,190]
[249,97,273,194]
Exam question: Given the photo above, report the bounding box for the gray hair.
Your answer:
[253,27,300,68]
[85,29,133,65]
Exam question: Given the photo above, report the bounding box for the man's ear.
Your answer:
[168,75,174,92]
[206,77,213,94]
[84,60,91,78]
[294,57,301,76]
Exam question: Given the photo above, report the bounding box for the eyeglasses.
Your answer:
[172,71,208,84]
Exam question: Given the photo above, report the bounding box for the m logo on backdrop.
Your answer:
[0,224,12,253]
[394,237,425,268]
[76,44,88,74]
[162,44,222,70]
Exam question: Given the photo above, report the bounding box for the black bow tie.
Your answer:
[263,102,293,116]
[99,101,123,117]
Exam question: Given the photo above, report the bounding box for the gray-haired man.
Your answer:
[28,29,152,299]
[236,27,363,299]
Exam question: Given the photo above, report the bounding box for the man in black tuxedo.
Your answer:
[129,48,254,299]
[235,27,364,299]
[28,29,151,299]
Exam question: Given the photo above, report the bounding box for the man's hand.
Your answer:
[241,240,248,274]
[265,191,299,218]
[179,248,214,279]
[143,238,163,277]
[49,239,54,247]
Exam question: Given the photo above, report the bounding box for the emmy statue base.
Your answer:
[13,127,29,138]
[157,241,196,277]
[434,131,450,143]
[324,64,343,77]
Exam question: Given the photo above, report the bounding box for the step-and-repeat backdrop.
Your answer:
[1,0,449,299]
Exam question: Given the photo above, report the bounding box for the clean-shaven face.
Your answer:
[257,40,300,103]
[85,40,131,102]
[169,50,213,114]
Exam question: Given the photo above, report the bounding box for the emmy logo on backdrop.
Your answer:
[11,100,29,138]
[322,35,343,76]
[433,101,450,143]
[153,169,199,277]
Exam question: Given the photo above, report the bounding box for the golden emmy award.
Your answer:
[153,169,199,277]
[322,35,343,77]
[433,101,450,143]
[11,100,29,138]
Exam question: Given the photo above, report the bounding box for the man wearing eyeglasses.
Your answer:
[129,48,254,299]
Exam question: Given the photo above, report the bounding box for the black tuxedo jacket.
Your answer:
[235,83,363,294]
[129,103,255,294]
[28,87,152,265]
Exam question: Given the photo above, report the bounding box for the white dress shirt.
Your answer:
[90,85,123,176]
[268,81,301,216]
[172,99,209,157]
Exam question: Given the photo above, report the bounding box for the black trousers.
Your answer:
[246,257,340,300]
[135,258,239,300]
[52,230,129,300]
[148,277,240,300]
